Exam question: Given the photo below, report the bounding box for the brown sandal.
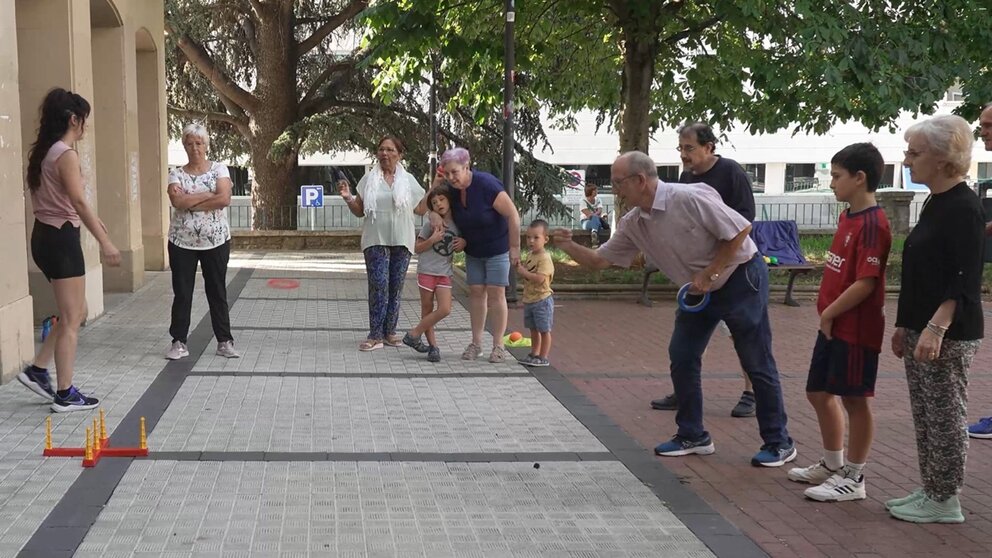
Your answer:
[384,335,404,347]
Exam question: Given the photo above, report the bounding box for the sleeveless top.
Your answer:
[31,141,81,228]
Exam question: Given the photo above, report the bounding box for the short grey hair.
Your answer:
[617,151,659,178]
[439,147,470,167]
[182,123,209,146]
[904,115,974,176]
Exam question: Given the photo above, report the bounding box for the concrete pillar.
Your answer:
[92,24,144,291]
[764,163,787,195]
[0,0,36,383]
[136,30,169,271]
[877,190,917,235]
[17,0,104,320]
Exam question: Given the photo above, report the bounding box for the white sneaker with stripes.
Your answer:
[804,474,866,502]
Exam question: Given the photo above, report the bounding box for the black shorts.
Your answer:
[31,220,85,281]
[807,332,879,397]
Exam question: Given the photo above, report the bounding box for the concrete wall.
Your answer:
[0,0,35,383]
[0,0,166,383]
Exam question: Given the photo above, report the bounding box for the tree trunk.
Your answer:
[248,1,301,230]
[614,12,659,227]
[250,141,298,230]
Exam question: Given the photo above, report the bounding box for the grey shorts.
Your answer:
[523,296,554,332]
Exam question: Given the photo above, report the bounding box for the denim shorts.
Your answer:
[465,252,510,286]
[523,296,554,332]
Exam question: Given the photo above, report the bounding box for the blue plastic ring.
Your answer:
[677,283,710,313]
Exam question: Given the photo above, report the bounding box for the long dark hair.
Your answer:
[26,88,90,191]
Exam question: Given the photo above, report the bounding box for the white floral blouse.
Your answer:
[167,162,232,250]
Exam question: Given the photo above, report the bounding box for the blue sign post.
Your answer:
[301,185,324,207]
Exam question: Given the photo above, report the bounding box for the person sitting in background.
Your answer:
[579,184,608,245]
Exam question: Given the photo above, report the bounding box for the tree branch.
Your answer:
[299,55,365,114]
[168,106,249,128]
[167,22,258,111]
[663,15,722,45]
[295,0,369,60]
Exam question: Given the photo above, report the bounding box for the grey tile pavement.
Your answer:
[230,298,472,331]
[192,329,519,374]
[0,270,230,557]
[2,251,719,557]
[238,277,421,301]
[150,376,607,453]
[75,461,713,557]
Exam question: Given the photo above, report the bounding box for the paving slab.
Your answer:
[150,376,606,453]
[76,461,713,558]
[229,299,471,331]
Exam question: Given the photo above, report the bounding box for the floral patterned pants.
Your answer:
[363,245,411,340]
[904,330,981,501]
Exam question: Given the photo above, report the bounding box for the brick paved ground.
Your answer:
[509,297,992,558]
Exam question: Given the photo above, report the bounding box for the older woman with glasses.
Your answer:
[886,115,984,524]
[340,135,431,351]
[438,148,521,363]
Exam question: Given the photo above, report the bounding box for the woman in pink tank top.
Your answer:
[16,88,121,413]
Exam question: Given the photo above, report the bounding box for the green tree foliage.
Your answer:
[368,1,991,150]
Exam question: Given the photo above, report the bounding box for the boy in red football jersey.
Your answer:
[787,143,892,502]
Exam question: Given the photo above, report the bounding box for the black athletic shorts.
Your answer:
[807,331,879,397]
[31,220,85,281]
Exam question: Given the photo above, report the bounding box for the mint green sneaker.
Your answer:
[885,488,925,510]
[889,495,964,524]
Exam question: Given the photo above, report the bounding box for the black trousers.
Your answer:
[168,241,233,344]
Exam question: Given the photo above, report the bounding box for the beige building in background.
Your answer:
[0,0,168,382]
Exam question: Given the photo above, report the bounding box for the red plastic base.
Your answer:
[45,438,146,468]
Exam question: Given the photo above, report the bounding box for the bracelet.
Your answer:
[926,322,947,338]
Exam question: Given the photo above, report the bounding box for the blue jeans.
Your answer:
[668,255,791,447]
[581,216,603,232]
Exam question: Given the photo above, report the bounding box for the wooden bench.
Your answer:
[637,262,817,307]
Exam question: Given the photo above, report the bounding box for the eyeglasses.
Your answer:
[903,149,926,158]
[610,174,639,189]
[676,145,698,153]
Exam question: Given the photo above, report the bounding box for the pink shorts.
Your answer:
[417,273,452,292]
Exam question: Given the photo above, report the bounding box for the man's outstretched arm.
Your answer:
[552,228,613,270]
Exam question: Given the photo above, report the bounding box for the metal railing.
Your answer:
[221,198,928,232]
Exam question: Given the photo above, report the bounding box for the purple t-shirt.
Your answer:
[451,171,509,258]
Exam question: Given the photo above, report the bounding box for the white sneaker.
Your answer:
[804,474,866,502]
[165,341,189,360]
[216,340,240,358]
[787,459,837,484]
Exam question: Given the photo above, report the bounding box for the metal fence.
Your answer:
[224,198,928,232]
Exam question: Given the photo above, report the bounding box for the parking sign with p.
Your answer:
[301,185,323,207]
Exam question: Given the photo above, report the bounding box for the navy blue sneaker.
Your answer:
[402,333,430,353]
[654,434,715,457]
[968,417,992,439]
[50,386,99,413]
[751,441,798,467]
[17,366,55,401]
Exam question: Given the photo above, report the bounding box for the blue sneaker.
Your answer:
[50,386,99,413]
[17,366,55,401]
[751,441,798,467]
[654,434,715,457]
[968,417,992,439]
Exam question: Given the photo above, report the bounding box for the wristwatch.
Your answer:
[709,272,720,282]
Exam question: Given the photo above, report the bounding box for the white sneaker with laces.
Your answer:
[166,341,189,360]
[787,459,837,484]
[216,340,240,358]
[804,473,866,502]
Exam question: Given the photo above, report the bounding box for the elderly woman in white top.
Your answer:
[165,123,239,361]
[340,135,431,351]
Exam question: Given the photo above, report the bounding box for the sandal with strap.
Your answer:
[384,335,404,347]
[359,339,384,352]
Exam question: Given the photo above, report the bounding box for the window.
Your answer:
[657,165,680,182]
[979,163,992,179]
[228,166,250,196]
[785,163,817,192]
[563,164,612,191]
[295,165,367,192]
[743,164,765,193]
[945,85,964,103]
[880,164,895,189]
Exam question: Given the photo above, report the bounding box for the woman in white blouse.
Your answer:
[165,123,239,360]
[340,135,431,351]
